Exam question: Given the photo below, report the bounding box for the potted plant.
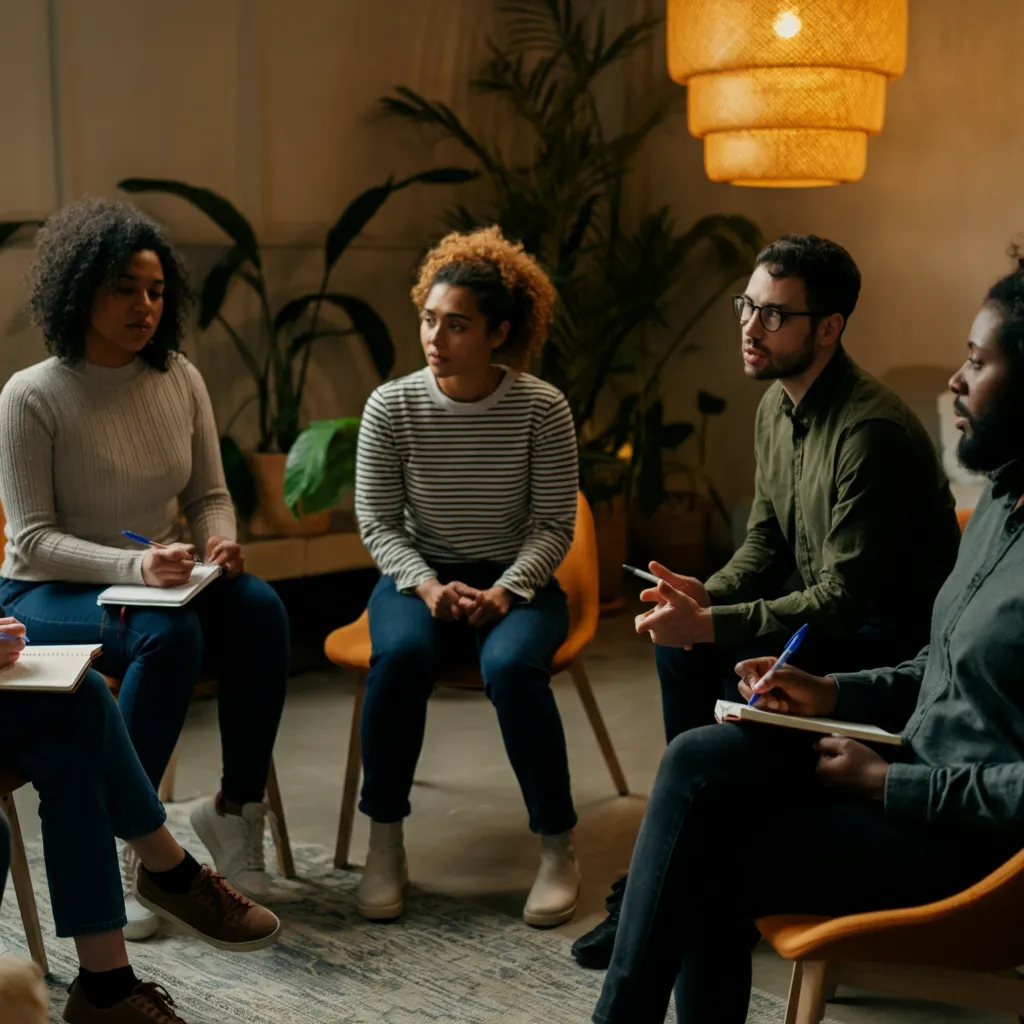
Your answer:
[378,0,761,603]
[119,168,477,535]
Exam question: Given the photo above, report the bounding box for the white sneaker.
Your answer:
[118,841,159,941]
[523,831,580,928]
[355,820,408,921]
[190,794,271,898]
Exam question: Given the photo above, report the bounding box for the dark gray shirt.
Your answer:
[833,461,1024,832]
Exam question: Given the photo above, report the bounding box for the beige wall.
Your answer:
[2,0,1022,513]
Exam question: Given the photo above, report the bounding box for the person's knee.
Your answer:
[368,637,435,695]
[480,649,547,708]
[231,574,289,640]
[659,724,754,788]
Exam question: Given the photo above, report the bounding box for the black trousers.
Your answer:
[592,723,1018,1023]
[0,807,8,908]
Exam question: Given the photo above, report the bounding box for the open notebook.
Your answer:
[97,563,222,608]
[0,644,102,693]
[714,700,903,746]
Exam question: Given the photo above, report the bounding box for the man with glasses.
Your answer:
[572,233,961,969]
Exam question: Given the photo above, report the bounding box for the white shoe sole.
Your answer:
[190,802,269,899]
[122,913,160,941]
[133,889,281,952]
[523,897,578,929]
[356,866,409,921]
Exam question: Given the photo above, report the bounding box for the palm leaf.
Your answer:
[0,220,43,248]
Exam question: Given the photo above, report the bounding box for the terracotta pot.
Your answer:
[247,453,331,537]
[629,495,712,579]
[592,494,628,610]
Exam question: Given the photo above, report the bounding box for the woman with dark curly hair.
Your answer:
[0,198,290,940]
[353,226,580,927]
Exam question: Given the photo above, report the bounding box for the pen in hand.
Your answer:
[122,530,202,565]
[0,632,29,644]
[748,623,809,706]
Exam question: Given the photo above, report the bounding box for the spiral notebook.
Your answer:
[0,644,102,693]
[97,563,221,608]
[714,700,903,746]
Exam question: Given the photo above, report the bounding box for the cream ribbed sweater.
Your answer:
[0,352,236,585]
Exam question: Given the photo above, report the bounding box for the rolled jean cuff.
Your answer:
[54,911,128,940]
[116,804,167,844]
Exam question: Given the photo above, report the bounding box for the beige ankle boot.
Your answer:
[356,820,408,921]
[523,831,580,928]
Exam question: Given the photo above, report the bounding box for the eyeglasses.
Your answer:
[731,295,819,333]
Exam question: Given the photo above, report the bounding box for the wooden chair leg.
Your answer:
[265,758,295,879]
[784,961,804,1024]
[795,960,829,1024]
[334,674,365,870]
[158,742,180,804]
[567,659,629,796]
[1,792,49,976]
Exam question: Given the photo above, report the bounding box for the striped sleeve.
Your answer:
[495,393,578,601]
[354,388,436,591]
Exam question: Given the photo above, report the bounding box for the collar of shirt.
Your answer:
[778,345,854,431]
[990,459,1024,502]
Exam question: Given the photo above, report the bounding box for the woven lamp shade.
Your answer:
[667,0,908,187]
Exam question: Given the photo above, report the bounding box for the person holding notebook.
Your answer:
[591,258,1024,1024]
[353,226,580,927]
[0,621,281,1024]
[0,199,290,938]
[573,234,963,968]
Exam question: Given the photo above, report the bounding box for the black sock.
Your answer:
[76,965,139,1008]
[143,850,202,894]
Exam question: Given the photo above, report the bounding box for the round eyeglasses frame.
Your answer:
[731,295,820,333]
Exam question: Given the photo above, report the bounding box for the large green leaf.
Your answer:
[0,220,43,248]
[284,417,360,516]
[199,245,259,329]
[118,179,261,268]
[220,434,258,521]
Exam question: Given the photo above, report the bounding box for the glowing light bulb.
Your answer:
[774,10,802,38]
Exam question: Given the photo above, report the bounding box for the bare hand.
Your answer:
[635,579,713,649]
[141,543,196,588]
[735,657,839,717]
[415,579,480,622]
[647,561,710,608]
[462,585,512,628]
[815,736,889,799]
[0,617,27,669]
[206,536,244,579]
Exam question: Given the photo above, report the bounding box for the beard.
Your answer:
[955,390,1024,473]
[744,330,817,381]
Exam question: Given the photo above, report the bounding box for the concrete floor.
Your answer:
[13,600,1012,1022]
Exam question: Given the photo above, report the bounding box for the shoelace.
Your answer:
[241,802,270,872]
[120,840,141,891]
[131,982,187,1023]
[199,868,256,918]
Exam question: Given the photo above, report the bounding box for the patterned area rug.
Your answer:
[0,802,834,1023]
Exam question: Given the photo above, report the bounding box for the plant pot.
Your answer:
[629,494,712,579]
[592,494,628,612]
[247,453,331,537]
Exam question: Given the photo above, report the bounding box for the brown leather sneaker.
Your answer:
[134,863,280,952]
[63,980,187,1023]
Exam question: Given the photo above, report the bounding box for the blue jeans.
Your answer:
[361,565,577,834]
[0,573,290,804]
[593,723,1015,1023]
[0,671,166,937]
[0,807,8,909]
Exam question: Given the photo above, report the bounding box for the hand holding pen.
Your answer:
[746,624,809,706]
[0,616,28,668]
[123,530,198,588]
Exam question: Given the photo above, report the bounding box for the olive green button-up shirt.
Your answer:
[833,464,1024,832]
[705,347,960,644]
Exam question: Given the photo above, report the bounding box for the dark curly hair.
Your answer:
[27,197,192,370]
[411,226,556,369]
[756,234,861,337]
[984,245,1024,378]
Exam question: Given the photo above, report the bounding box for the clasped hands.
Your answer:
[416,579,511,628]
[140,536,244,588]
[633,561,714,649]
[735,657,890,801]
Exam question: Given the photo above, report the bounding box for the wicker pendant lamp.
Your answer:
[667,1,908,187]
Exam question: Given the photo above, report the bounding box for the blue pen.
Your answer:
[748,623,809,706]
[122,530,202,564]
[0,632,29,644]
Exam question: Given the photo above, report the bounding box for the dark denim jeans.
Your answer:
[0,807,8,909]
[0,671,166,937]
[592,723,1015,1023]
[0,573,290,804]
[656,622,927,743]
[361,564,577,834]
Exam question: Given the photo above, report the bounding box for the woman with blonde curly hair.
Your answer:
[353,226,581,927]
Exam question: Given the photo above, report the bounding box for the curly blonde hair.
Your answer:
[411,226,557,369]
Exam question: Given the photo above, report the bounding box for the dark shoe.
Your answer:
[64,980,187,1023]
[571,873,626,968]
[135,862,280,952]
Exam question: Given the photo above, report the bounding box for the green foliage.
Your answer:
[379,0,762,515]
[283,418,360,517]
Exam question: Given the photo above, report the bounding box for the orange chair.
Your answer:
[324,491,629,868]
[0,771,48,974]
[0,502,295,879]
[956,506,974,532]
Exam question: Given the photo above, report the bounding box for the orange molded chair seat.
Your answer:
[324,491,629,868]
[956,507,974,532]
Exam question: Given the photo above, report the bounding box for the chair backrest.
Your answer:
[956,507,973,533]
[553,492,600,647]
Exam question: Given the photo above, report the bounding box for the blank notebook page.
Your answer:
[0,644,101,692]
